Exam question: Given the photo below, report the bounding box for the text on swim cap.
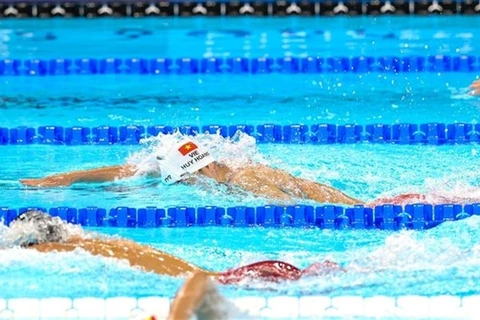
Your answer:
[180,150,211,170]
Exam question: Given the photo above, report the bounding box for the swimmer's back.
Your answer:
[228,164,305,201]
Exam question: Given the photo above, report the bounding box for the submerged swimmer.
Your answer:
[8,210,343,284]
[471,79,480,96]
[10,210,318,320]
[9,210,339,319]
[20,138,362,205]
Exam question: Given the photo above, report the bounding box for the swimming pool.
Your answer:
[1,15,480,319]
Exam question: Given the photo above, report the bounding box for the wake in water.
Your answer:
[281,215,480,296]
[349,218,480,272]
[0,212,479,298]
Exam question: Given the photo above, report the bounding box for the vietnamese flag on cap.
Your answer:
[178,141,198,156]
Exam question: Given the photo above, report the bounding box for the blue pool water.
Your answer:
[0,17,479,58]
[0,16,480,316]
[0,73,479,128]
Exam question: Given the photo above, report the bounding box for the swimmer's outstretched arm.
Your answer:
[29,237,215,277]
[20,165,138,187]
[471,79,480,96]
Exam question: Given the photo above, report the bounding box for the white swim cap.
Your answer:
[159,139,215,184]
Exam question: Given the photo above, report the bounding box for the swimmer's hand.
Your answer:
[301,260,345,277]
[470,80,480,96]
[20,176,72,187]
[367,193,426,207]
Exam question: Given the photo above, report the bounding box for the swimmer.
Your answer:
[19,138,362,205]
[19,137,480,206]
[10,210,340,319]
[8,210,343,284]
[471,79,480,96]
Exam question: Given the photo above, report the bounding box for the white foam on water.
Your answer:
[0,216,84,249]
[126,131,267,177]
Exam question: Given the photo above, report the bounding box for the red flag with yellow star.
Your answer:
[177,141,198,156]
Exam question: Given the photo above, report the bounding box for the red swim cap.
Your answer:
[217,260,302,285]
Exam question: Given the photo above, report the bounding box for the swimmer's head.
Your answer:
[158,138,215,184]
[8,210,69,247]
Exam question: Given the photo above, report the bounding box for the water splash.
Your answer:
[286,216,480,296]
[0,215,479,298]
[126,131,267,176]
[0,215,84,249]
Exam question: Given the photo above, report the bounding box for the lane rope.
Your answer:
[1,123,479,145]
[1,203,477,230]
[0,55,478,76]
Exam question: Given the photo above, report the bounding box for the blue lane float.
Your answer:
[1,203,478,230]
[2,123,480,146]
[0,55,478,76]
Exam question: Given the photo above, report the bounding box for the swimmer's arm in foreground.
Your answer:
[167,272,235,320]
[161,263,344,320]
[20,164,138,187]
